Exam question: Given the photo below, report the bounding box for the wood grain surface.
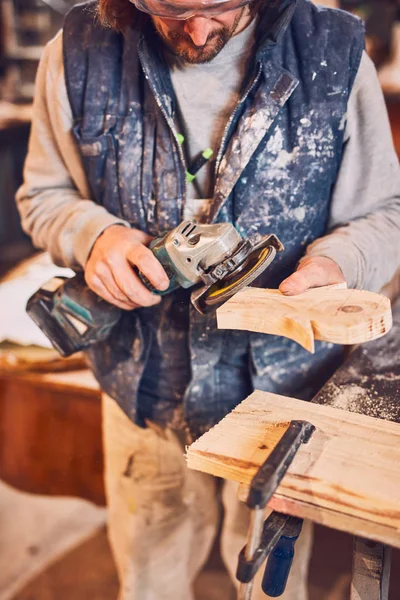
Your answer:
[186,391,400,548]
[217,286,392,352]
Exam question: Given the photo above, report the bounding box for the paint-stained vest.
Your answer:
[63,0,365,436]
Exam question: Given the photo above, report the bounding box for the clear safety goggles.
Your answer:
[130,0,252,20]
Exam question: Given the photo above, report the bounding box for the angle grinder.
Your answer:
[26,221,283,357]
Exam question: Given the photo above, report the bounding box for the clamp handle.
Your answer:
[237,512,290,584]
[262,517,303,597]
[237,512,303,598]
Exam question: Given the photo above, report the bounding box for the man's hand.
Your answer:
[85,225,170,310]
[279,256,346,296]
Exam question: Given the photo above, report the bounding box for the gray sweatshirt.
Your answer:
[16,29,400,291]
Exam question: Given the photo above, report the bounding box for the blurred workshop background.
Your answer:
[0,2,400,600]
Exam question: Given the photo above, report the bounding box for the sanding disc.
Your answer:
[203,245,277,308]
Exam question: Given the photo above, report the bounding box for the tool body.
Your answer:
[26,221,283,357]
[237,420,315,600]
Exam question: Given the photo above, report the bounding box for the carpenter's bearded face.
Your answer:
[151,6,251,63]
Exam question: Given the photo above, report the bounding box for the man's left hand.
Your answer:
[279,256,346,296]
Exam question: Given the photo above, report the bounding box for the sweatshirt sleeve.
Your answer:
[15,31,130,270]
[305,51,400,292]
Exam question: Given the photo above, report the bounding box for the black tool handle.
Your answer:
[247,420,315,510]
[262,517,303,597]
[236,512,289,584]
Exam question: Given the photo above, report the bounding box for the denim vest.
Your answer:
[63,0,364,437]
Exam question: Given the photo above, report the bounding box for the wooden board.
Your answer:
[216,286,392,353]
[186,391,400,548]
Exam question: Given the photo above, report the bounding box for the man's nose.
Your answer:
[183,17,213,46]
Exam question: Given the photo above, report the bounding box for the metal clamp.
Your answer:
[237,420,315,600]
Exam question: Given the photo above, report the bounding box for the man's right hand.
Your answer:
[85,225,170,310]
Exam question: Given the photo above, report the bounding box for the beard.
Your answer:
[153,10,244,64]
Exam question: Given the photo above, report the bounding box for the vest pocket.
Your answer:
[73,126,123,218]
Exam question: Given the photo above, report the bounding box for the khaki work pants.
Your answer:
[103,395,313,600]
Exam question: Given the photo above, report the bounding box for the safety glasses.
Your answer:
[130,0,252,20]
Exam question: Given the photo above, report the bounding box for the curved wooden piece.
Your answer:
[216,286,392,353]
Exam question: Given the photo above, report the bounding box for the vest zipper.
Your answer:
[215,62,263,180]
[139,58,188,208]
[141,53,262,211]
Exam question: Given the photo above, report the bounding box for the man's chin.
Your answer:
[152,9,244,64]
[169,39,227,63]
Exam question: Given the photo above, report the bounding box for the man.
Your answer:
[17,0,400,598]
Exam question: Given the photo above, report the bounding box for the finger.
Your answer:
[279,268,316,296]
[109,267,141,306]
[112,259,163,307]
[279,261,342,296]
[91,263,138,306]
[104,267,139,306]
[87,273,140,311]
[127,244,169,291]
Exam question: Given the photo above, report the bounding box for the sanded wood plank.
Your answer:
[186,391,400,548]
[216,287,392,352]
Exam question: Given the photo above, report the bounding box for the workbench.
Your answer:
[190,295,400,600]
[314,298,400,599]
[312,298,400,600]
[0,367,104,504]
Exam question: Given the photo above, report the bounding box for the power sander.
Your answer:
[26,221,283,357]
